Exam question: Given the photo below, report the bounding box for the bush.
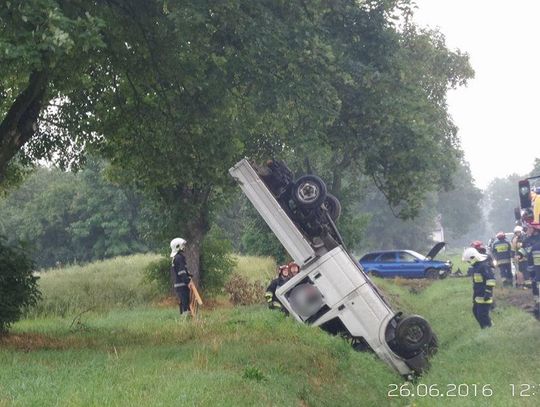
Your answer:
[201,226,237,294]
[0,237,41,334]
[224,274,265,306]
[144,255,172,295]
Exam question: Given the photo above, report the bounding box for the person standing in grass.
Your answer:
[170,237,191,317]
[462,247,496,329]
[492,232,513,287]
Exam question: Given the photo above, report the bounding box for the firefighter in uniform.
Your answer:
[463,247,496,328]
[526,222,540,318]
[170,237,192,316]
[492,231,513,287]
[265,265,290,312]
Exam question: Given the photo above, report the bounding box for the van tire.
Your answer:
[395,315,433,354]
[292,175,327,209]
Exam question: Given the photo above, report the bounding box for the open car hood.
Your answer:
[425,242,445,260]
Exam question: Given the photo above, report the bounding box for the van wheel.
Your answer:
[395,315,433,354]
[292,175,327,209]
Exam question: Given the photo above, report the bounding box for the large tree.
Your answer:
[0,0,104,178]
[2,0,475,281]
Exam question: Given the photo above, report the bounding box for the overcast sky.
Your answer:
[413,0,540,189]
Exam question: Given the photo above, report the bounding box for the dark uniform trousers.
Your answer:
[472,303,492,329]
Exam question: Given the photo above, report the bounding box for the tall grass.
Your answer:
[232,254,276,282]
[29,254,162,317]
[1,306,402,407]
[4,255,538,406]
[376,277,539,406]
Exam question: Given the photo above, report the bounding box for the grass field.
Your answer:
[1,255,539,406]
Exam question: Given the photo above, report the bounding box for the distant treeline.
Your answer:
[0,161,152,268]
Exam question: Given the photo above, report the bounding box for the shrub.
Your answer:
[224,274,265,306]
[0,237,41,334]
[144,255,172,295]
[201,226,237,294]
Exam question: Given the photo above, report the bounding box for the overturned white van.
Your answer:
[229,158,437,377]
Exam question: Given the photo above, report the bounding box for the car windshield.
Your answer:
[403,250,426,261]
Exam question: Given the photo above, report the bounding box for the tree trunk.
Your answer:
[183,213,209,287]
[0,70,48,180]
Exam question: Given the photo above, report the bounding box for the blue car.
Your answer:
[359,242,452,279]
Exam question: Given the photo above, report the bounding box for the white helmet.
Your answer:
[462,247,487,264]
[513,225,523,233]
[170,237,187,257]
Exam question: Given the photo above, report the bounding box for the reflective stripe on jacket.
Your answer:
[492,239,511,261]
[472,260,496,304]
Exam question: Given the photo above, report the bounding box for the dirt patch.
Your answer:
[155,295,234,311]
[154,296,179,308]
[497,286,536,314]
[392,277,435,294]
[0,333,92,352]
[203,297,234,310]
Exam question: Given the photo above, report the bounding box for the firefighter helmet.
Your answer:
[470,240,485,250]
[513,225,523,233]
[462,247,487,263]
[288,262,300,274]
[170,237,187,257]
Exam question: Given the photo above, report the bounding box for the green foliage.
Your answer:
[242,366,266,382]
[143,255,172,296]
[0,161,149,268]
[200,226,237,294]
[2,0,476,283]
[0,0,105,173]
[0,236,40,333]
[241,220,288,265]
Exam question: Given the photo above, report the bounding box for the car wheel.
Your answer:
[395,315,433,354]
[323,194,341,221]
[292,175,327,209]
[424,268,439,279]
[367,270,380,278]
